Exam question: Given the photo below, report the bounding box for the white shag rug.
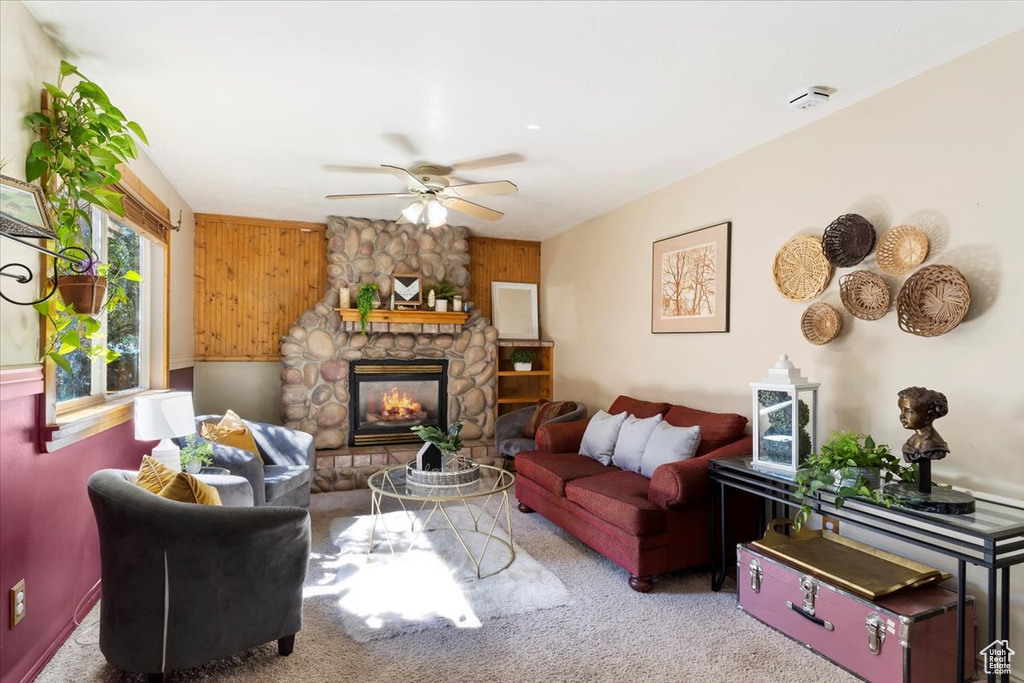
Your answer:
[322,507,573,642]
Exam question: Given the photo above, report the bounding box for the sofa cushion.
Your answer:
[264,465,312,502]
[498,437,539,458]
[136,455,176,494]
[565,471,665,536]
[640,422,701,478]
[157,472,223,506]
[609,395,671,419]
[611,413,663,474]
[664,405,747,456]
[580,410,628,466]
[515,452,617,496]
[200,410,263,463]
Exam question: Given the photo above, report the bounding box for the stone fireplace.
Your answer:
[348,359,448,446]
[280,216,500,491]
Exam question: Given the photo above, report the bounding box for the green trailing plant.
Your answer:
[23,60,147,373]
[356,282,379,335]
[510,348,536,365]
[411,420,464,454]
[793,431,915,529]
[179,433,214,470]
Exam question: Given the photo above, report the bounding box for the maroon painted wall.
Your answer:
[0,386,162,683]
[169,366,194,392]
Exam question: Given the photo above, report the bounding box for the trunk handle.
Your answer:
[785,600,835,631]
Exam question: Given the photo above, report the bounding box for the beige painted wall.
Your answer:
[543,31,1024,662]
[193,361,282,424]
[0,1,194,370]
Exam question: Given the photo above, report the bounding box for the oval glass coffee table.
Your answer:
[366,463,516,579]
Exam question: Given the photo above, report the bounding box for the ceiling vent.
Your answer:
[789,87,832,110]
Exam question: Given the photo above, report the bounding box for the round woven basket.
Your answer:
[773,235,833,301]
[876,225,929,276]
[839,270,890,321]
[801,302,842,345]
[822,214,876,267]
[896,265,970,337]
[406,457,480,486]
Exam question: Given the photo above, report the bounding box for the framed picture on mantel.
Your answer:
[651,221,731,333]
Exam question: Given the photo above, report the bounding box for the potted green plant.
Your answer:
[427,280,459,312]
[356,282,380,335]
[511,348,536,371]
[411,421,464,458]
[179,434,214,474]
[793,431,915,529]
[23,60,147,373]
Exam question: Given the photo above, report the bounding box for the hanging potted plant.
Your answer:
[356,282,380,335]
[511,348,536,372]
[792,431,915,529]
[23,60,147,373]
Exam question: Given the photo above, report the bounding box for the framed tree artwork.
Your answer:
[651,221,731,333]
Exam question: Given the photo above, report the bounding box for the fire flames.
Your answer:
[378,387,424,421]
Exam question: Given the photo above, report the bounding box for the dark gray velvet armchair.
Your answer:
[87,470,311,682]
[194,415,315,507]
[494,401,587,466]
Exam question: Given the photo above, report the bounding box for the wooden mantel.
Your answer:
[336,309,469,325]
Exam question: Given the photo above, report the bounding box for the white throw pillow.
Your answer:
[579,410,628,466]
[639,422,701,478]
[611,413,663,473]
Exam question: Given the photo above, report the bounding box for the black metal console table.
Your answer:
[709,457,1024,683]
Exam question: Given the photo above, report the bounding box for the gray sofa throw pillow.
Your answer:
[611,413,664,474]
[640,422,701,478]
[579,410,628,466]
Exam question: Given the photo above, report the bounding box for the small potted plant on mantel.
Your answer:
[426,280,459,312]
[511,348,536,372]
[792,431,915,529]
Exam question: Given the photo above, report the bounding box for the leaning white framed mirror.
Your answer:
[491,282,539,340]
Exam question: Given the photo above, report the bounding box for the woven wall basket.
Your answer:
[801,302,842,345]
[896,264,971,337]
[839,270,890,321]
[876,225,929,276]
[773,235,833,301]
[822,214,876,267]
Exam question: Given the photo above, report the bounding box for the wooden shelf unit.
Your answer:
[495,341,554,416]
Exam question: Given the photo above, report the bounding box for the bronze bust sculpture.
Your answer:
[897,386,950,463]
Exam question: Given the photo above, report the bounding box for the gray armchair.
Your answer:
[88,470,310,682]
[194,415,315,507]
[494,401,587,466]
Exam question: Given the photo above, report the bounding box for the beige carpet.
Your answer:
[38,489,858,683]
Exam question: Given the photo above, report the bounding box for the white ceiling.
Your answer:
[23,1,1023,240]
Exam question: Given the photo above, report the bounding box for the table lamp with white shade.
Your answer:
[134,392,196,471]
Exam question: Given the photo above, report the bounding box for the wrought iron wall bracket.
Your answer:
[0,232,93,306]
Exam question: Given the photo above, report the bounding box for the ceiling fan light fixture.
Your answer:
[426,199,447,227]
[401,201,424,224]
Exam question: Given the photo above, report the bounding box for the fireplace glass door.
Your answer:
[349,360,448,446]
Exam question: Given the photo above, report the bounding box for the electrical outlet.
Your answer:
[10,579,25,628]
[822,516,840,535]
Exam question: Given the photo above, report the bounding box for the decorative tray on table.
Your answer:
[405,457,480,486]
[752,519,950,600]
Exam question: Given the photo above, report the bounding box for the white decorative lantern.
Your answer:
[750,354,819,476]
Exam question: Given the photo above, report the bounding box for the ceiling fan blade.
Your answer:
[450,153,524,172]
[325,192,417,200]
[441,180,518,198]
[441,197,504,221]
[323,164,390,174]
[381,164,428,190]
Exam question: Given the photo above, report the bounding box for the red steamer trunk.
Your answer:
[737,543,976,683]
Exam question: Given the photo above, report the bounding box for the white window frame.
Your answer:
[55,207,152,413]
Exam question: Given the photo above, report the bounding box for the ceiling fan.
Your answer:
[325,164,518,227]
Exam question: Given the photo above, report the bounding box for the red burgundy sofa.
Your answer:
[515,395,759,592]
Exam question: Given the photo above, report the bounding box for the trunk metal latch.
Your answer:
[866,612,886,654]
[749,558,763,593]
[800,575,818,616]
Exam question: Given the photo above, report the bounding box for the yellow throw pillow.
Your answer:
[199,409,262,463]
[136,455,176,494]
[157,472,223,506]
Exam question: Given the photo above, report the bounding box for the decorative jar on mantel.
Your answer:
[751,354,819,477]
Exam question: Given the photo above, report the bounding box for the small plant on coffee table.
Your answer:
[792,431,914,529]
[411,420,464,455]
[179,434,214,473]
[511,348,536,371]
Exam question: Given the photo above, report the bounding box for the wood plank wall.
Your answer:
[467,237,542,323]
[194,214,326,361]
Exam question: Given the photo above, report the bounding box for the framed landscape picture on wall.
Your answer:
[652,221,731,333]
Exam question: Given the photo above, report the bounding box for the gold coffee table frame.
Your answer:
[366,463,516,579]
